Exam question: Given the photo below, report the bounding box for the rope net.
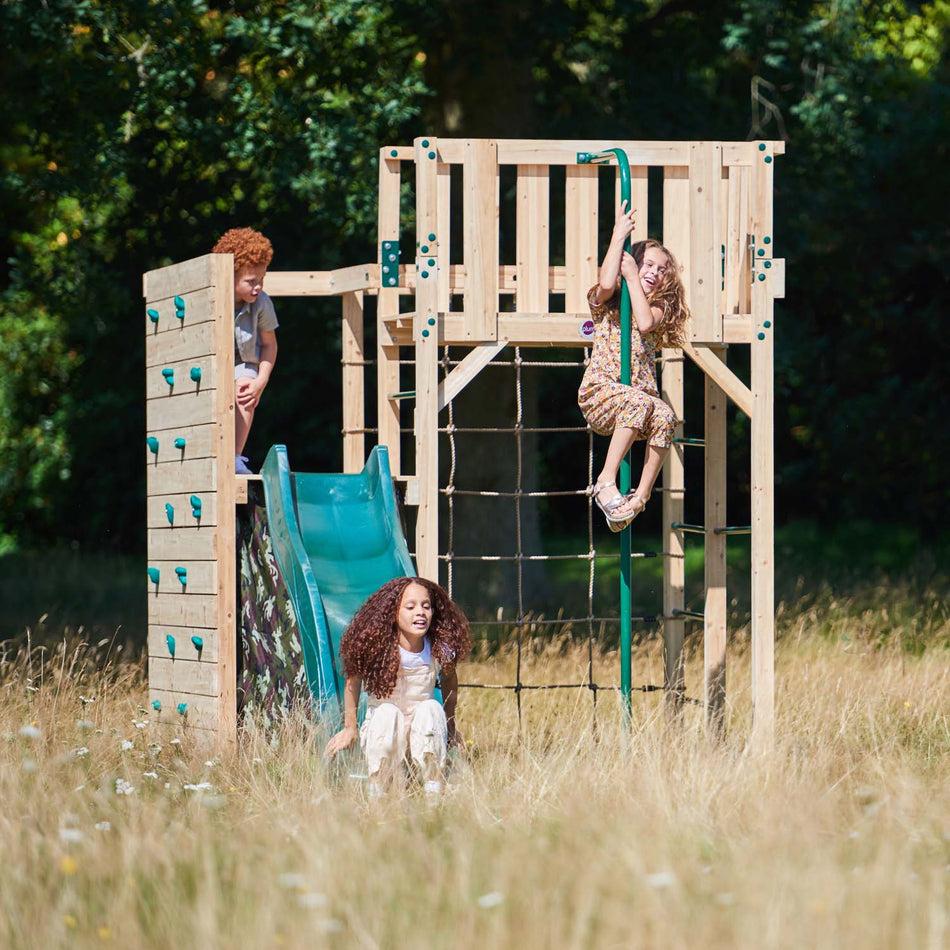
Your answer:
[430,344,693,718]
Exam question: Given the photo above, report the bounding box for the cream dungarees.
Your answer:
[360,645,447,780]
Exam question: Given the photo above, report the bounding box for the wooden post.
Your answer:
[662,162,689,716]
[143,253,236,746]
[688,142,722,344]
[377,149,402,473]
[565,165,599,312]
[704,349,728,735]
[342,291,365,473]
[750,143,776,746]
[414,137,441,581]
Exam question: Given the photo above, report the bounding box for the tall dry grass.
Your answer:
[1,593,949,949]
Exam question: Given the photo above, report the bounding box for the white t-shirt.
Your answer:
[398,637,432,669]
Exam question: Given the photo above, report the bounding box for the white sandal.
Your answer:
[607,493,647,533]
[591,482,641,526]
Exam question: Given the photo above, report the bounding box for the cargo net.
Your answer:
[433,344,693,719]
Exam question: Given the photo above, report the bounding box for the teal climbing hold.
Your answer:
[174,437,186,450]
[174,295,185,319]
[152,700,161,711]
[191,635,203,652]
[162,368,174,386]
[190,495,202,518]
[177,703,187,715]
[165,503,174,525]
[166,634,175,657]
[190,367,202,383]
[175,566,187,586]
[147,567,160,585]
[147,437,159,455]
[147,308,159,323]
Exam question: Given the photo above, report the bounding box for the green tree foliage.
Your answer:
[0,0,427,550]
[1,0,947,553]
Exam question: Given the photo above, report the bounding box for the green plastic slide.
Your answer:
[259,444,415,723]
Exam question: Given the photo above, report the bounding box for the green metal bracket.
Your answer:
[381,241,400,288]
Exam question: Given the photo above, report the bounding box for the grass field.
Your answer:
[2,573,949,949]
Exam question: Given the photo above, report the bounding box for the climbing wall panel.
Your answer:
[143,253,236,746]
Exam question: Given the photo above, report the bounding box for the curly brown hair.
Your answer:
[606,239,690,348]
[339,577,471,699]
[211,227,273,271]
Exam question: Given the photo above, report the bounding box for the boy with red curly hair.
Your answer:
[212,227,278,474]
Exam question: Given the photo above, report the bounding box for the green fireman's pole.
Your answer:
[577,147,633,719]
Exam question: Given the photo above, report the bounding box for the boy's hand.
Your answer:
[235,376,265,409]
[611,202,636,244]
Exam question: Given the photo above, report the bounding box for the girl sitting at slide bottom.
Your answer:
[324,577,472,798]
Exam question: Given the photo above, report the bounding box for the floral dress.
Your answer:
[577,285,675,448]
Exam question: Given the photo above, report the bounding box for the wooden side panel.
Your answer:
[565,165,599,312]
[463,139,498,341]
[688,142,722,343]
[145,322,215,368]
[143,288,215,335]
[516,165,550,313]
[342,291,365,472]
[149,625,219,664]
[144,255,218,302]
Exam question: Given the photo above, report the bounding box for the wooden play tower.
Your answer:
[144,138,783,746]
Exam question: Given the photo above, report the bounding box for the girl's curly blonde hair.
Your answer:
[212,227,273,271]
[605,239,690,347]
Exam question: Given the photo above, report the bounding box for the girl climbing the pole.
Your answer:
[579,203,690,531]
[324,577,471,798]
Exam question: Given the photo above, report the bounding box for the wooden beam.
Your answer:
[689,142,723,343]
[704,348,728,737]
[565,165,599,312]
[682,341,753,419]
[264,264,378,297]
[661,348,686,718]
[437,341,508,411]
[377,149,402,473]
[414,136,441,581]
[341,291,365,473]
[463,139,498,341]
[516,165,550,313]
